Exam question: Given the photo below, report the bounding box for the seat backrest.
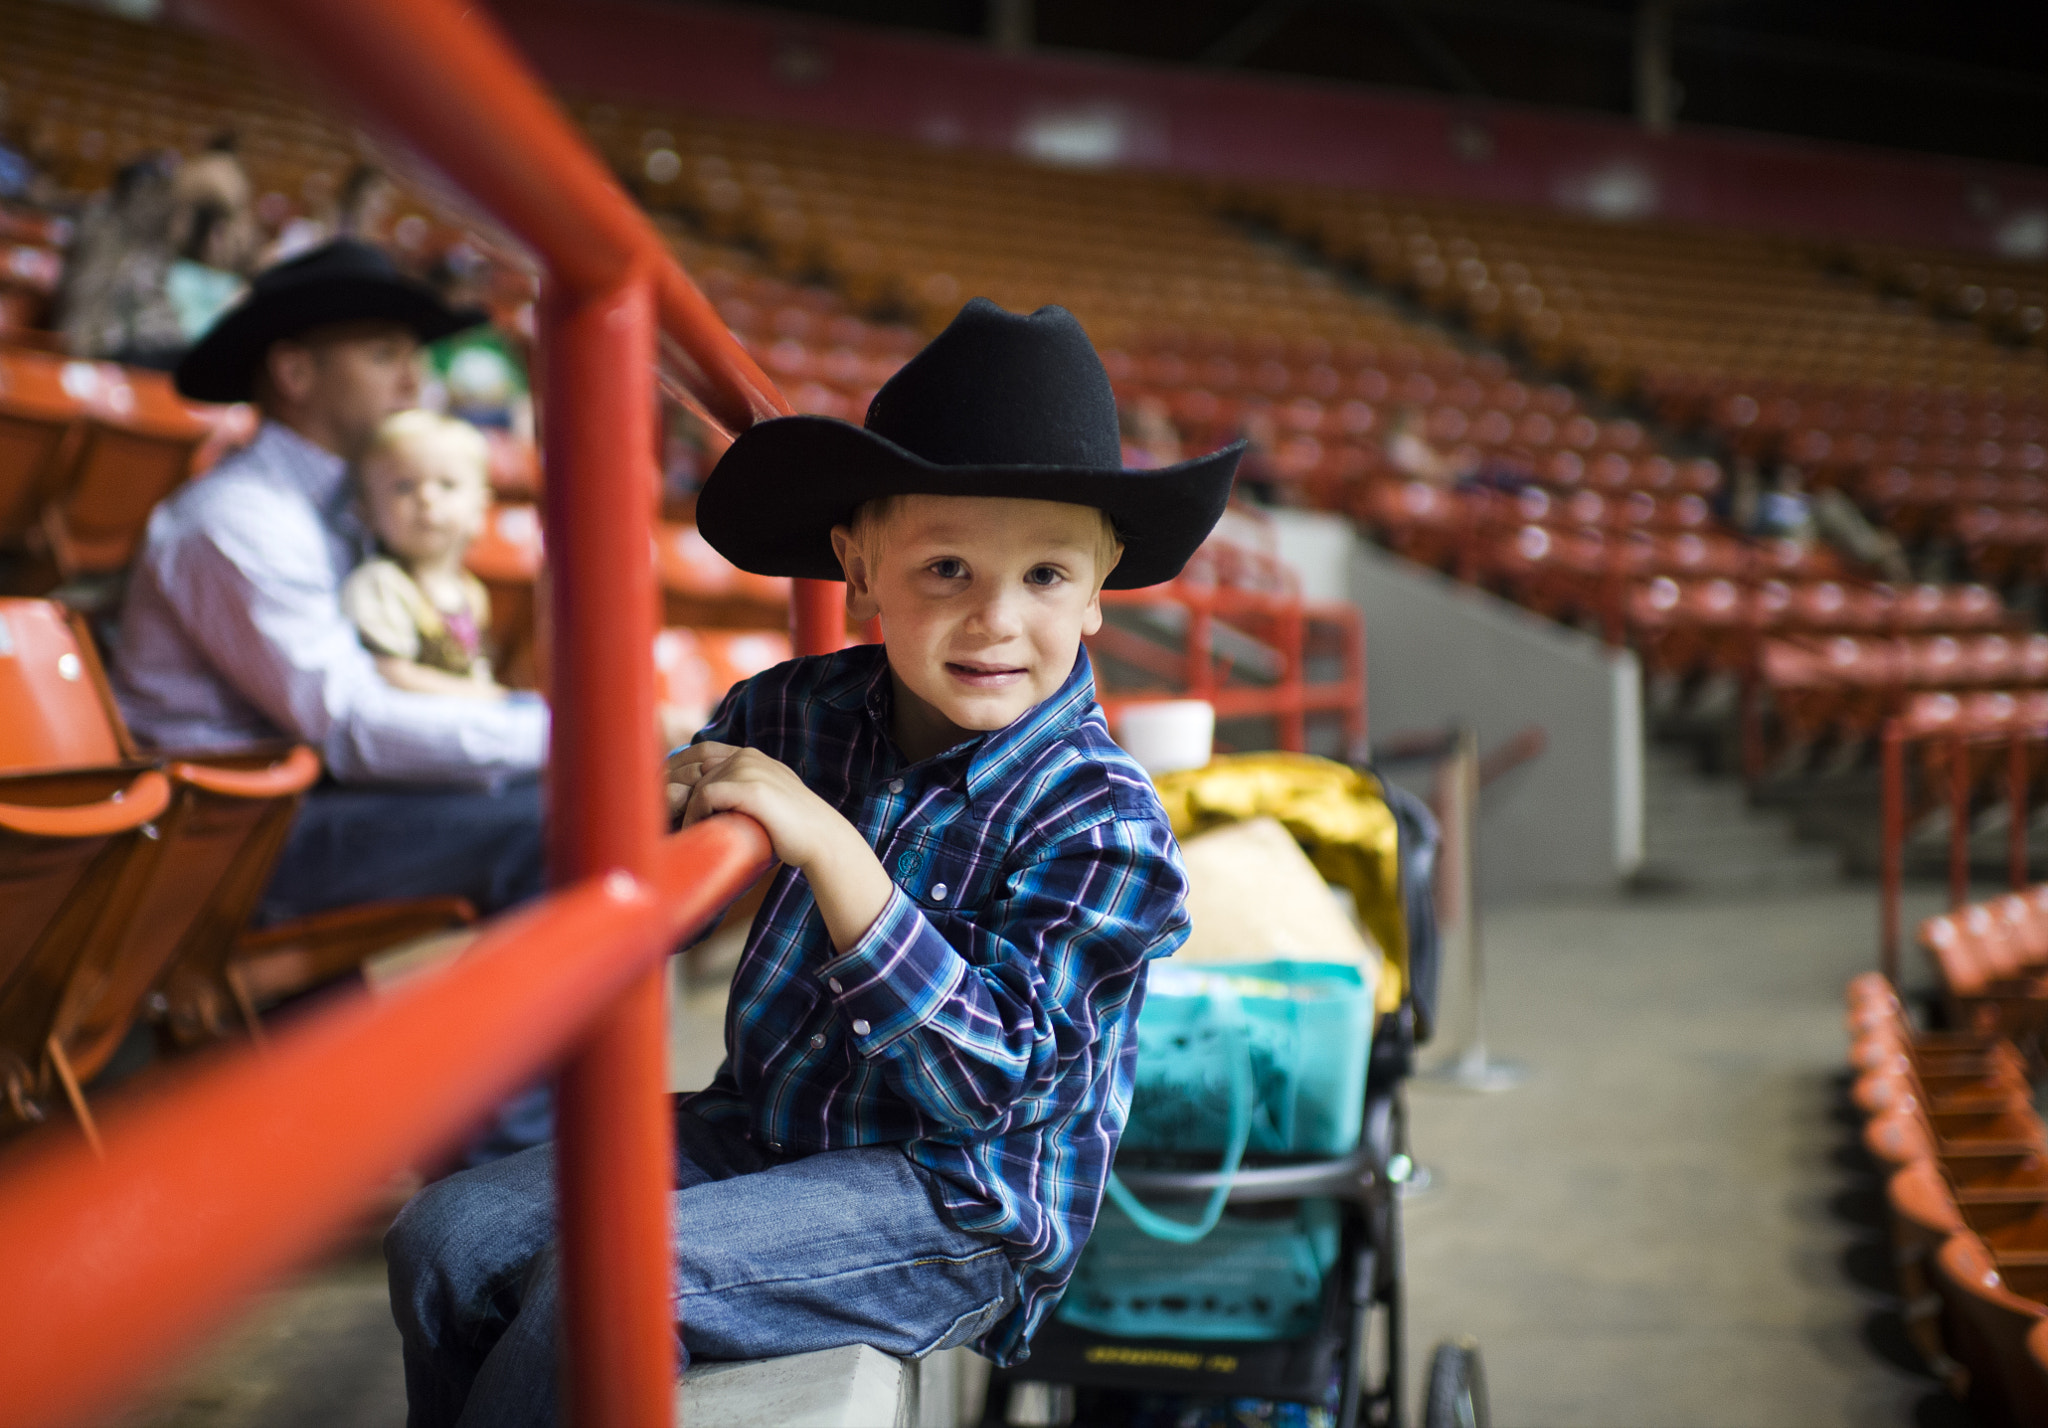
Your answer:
[0,399,77,544]
[0,768,169,1136]
[0,598,132,774]
[45,419,206,578]
[1934,1231,2048,1427]
[104,748,322,1053]
[2028,1319,2048,1415]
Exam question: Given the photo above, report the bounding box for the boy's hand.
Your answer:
[663,742,897,952]
[667,742,831,865]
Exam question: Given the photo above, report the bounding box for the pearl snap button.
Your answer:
[827,978,843,994]
[930,883,948,902]
[851,1018,871,1036]
[888,778,905,794]
[809,1033,826,1050]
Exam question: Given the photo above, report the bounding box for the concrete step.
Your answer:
[1646,823,1826,856]
[1639,744,1846,893]
[678,1344,988,1428]
[680,1345,911,1428]
[1632,846,1843,894]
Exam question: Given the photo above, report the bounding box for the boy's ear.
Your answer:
[830,525,882,622]
[1081,539,1121,637]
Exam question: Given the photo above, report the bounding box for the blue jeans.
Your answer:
[386,1109,1019,1428]
[259,776,548,924]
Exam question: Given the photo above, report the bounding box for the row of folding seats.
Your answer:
[0,597,474,1151]
[0,0,362,199]
[575,98,1441,351]
[1628,578,2008,682]
[1242,183,2048,604]
[1860,468,2048,546]
[1246,183,2046,399]
[1759,635,2048,755]
[1836,240,2048,353]
[0,344,248,585]
[1848,972,2048,1426]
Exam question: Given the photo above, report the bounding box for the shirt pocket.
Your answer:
[884,827,1004,921]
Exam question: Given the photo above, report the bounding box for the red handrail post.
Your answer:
[792,577,846,658]
[541,273,675,1428]
[1880,717,1903,982]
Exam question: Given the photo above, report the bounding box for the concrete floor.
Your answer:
[1400,883,1973,1428]
[99,883,1980,1428]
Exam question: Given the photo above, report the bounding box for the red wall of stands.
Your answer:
[472,0,2048,257]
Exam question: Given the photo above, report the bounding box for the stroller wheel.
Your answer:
[1421,1338,1488,1428]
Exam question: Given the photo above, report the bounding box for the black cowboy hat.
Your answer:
[697,298,1242,591]
[174,238,484,403]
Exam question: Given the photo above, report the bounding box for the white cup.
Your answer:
[1114,699,1216,776]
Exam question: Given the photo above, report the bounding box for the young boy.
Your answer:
[385,298,1242,1426]
[342,409,505,700]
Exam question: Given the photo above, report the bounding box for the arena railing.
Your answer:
[0,1,837,1424]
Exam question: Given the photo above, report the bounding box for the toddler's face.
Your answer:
[361,439,489,567]
[835,495,1120,754]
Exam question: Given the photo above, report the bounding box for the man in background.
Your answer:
[115,238,548,927]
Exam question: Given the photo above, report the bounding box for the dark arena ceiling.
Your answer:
[701,0,2048,170]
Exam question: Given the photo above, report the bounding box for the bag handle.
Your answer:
[1103,974,1253,1245]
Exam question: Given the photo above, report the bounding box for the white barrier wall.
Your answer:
[1255,506,1645,902]
[1345,538,1643,901]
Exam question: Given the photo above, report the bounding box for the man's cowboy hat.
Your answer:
[697,298,1242,591]
[174,239,484,403]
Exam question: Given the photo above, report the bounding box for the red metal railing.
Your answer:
[1089,537,1367,755]
[1878,693,2048,982]
[0,1,836,1424]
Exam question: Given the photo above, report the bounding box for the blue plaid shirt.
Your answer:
[681,643,1190,1364]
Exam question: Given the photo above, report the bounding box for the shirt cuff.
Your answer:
[815,885,966,1057]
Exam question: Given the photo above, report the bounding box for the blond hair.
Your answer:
[847,495,1123,587]
[363,408,490,481]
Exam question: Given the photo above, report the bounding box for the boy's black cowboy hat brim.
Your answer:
[697,297,1243,591]
[698,418,1243,590]
[174,238,484,403]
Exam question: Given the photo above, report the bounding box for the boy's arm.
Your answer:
[667,741,894,948]
[817,816,1189,1135]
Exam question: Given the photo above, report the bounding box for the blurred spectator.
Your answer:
[112,240,544,927]
[1383,403,1531,493]
[0,83,37,203]
[266,163,396,265]
[1383,404,1461,486]
[343,410,509,699]
[54,151,186,368]
[1752,464,1814,541]
[165,199,248,343]
[337,163,397,241]
[422,245,532,437]
[1118,395,1183,469]
[171,132,257,270]
[1765,463,1911,580]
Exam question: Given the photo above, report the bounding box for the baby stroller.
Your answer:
[984,760,1488,1428]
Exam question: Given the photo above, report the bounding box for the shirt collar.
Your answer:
[832,642,1098,796]
[252,420,352,518]
[964,646,1097,797]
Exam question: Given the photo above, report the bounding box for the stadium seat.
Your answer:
[0,766,172,1149]
[40,412,210,580]
[0,596,134,772]
[1933,1231,2048,1428]
[1887,1161,1967,1387]
[0,598,476,1145]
